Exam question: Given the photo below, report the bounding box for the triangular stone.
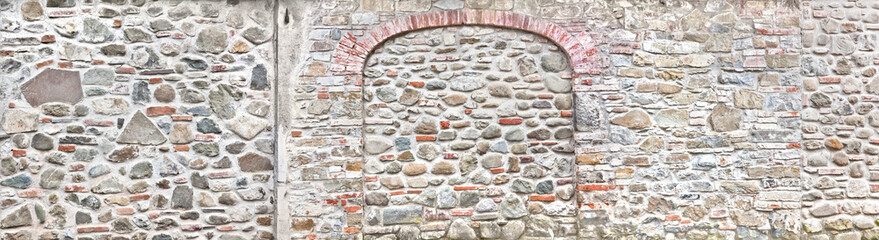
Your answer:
[117,111,166,145]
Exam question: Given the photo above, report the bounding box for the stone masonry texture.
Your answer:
[5,0,879,239]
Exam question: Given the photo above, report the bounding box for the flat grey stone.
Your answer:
[117,111,167,145]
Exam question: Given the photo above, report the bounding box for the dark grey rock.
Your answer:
[192,142,219,157]
[129,162,152,179]
[171,186,193,209]
[197,118,221,133]
[31,133,54,151]
[123,28,154,43]
[250,64,268,90]
[0,174,32,189]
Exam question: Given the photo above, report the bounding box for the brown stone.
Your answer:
[230,40,250,53]
[610,109,651,129]
[238,153,273,172]
[291,218,314,231]
[431,161,456,175]
[402,163,427,176]
[825,139,844,150]
[442,94,468,106]
[708,104,742,132]
[108,146,139,163]
[154,84,176,103]
[21,68,83,106]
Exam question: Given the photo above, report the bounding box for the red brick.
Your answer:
[146,106,176,116]
[58,61,73,68]
[291,131,303,137]
[18,189,41,198]
[11,149,26,157]
[149,78,163,84]
[174,145,190,152]
[116,66,136,74]
[450,209,474,216]
[78,226,110,233]
[530,195,556,202]
[64,185,86,192]
[130,194,150,201]
[577,184,617,191]
[499,118,522,125]
[36,60,54,69]
[415,135,436,141]
[58,145,76,152]
[409,81,425,87]
[344,206,362,212]
[440,121,450,129]
[172,115,193,121]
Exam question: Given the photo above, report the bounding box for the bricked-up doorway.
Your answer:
[361,25,578,238]
[318,10,605,239]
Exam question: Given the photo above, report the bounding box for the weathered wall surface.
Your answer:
[6,0,879,239]
[0,1,277,240]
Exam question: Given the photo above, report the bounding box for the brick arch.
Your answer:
[330,9,600,77]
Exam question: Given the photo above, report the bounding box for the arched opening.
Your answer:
[359,25,577,238]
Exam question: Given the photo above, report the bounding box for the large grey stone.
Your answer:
[242,27,272,44]
[171,186,193,209]
[38,168,65,189]
[82,67,115,86]
[117,111,167,145]
[209,84,242,119]
[448,219,477,240]
[81,17,114,43]
[0,206,32,228]
[227,114,269,140]
[499,194,528,218]
[196,25,227,54]
[382,206,423,225]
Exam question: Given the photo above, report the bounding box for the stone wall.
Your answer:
[800,1,879,238]
[6,0,879,239]
[0,1,276,240]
